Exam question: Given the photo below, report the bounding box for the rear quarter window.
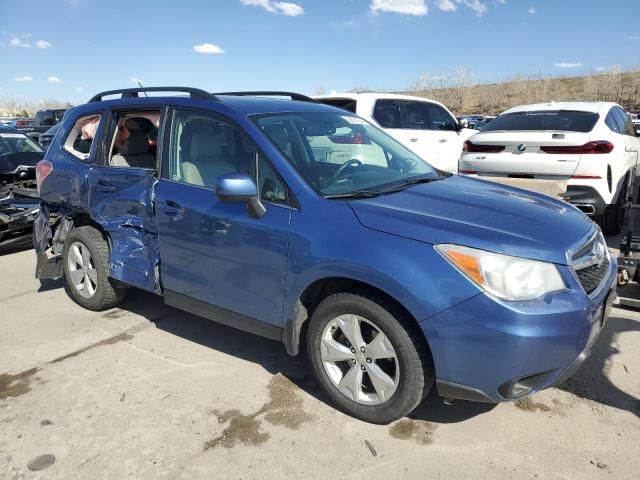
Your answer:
[62,114,102,161]
[373,99,457,131]
[483,110,599,133]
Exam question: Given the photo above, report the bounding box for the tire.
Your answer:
[306,292,434,424]
[63,226,127,311]
[598,181,627,236]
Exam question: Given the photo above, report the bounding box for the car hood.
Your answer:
[348,175,594,265]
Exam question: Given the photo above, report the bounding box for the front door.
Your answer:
[155,108,292,331]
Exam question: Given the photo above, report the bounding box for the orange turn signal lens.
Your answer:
[442,250,484,285]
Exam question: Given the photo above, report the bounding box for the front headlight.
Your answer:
[435,244,565,301]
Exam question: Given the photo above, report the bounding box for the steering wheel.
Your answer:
[329,159,362,184]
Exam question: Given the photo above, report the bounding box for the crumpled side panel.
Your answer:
[88,168,160,293]
[33,204,52,254]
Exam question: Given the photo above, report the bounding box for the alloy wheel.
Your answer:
[67,241,98,299]
[320,314,399,405]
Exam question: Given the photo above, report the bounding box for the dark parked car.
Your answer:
[38,123,60,151]
[35,87,616,423]
[0,126,43,249]
[7,118,34,129]
[16,109,66,140]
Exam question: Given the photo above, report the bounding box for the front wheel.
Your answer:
[63,226,127,311]
[307,293,433,424]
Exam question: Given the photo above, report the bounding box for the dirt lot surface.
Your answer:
[1,246,639,479]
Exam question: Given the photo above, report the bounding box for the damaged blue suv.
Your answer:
[34,87,617,423]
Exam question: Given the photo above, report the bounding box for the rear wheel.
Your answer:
[63,226,127,311]
[307,293,433,424]
[598,181,627,235]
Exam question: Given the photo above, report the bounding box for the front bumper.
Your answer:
[421,254,617,403]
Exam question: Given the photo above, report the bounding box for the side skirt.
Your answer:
[164,290,282,342]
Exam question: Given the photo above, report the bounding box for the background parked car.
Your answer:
[38,123,60,151]
[0,117,19,126]
[459,101,640,234]
[7,118,34,130]
[315,93,475,173]
[473,116,496,131]
[18,108,66,140]
[0,125,43,250]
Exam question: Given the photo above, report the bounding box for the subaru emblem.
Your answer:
[517,144,527,152]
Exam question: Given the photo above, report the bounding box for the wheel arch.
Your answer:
[282,275,434,367]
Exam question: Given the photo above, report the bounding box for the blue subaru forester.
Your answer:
[34,87,617,423]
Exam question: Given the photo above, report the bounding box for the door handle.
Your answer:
[95,180,116,192]
[410,138,418,142]
[159,200,183,216]
[439,139,448,143]
[625,146,638,152]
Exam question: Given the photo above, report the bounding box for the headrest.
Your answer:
[121,131,149,155]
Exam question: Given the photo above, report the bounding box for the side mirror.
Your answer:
[457,118,469,130]
[215,173,266,219]
[216,173,258,202]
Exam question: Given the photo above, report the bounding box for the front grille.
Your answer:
[575,256,609,294]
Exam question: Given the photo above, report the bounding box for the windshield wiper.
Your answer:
[324,190,384,199]
[377,175,442,193]
[324,176,442,199]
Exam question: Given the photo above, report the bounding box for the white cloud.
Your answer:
[130,77,144,84]
[461,0,486,15]
[48,76,63,84]
[435,0,456,11]
[193,42,225,54]
[331,20,359,29]
[628,35,640,41]
[14,76,33,82]
[35,40,52,49]
[240,0,304,16]
[373,0,487,16]
[496,0,506,3]
[554,62,582,68]
[76,86,84,92]
[9,36,30,48]
[527,6,535,14]
[370,0,428,16]
[274,2,304,16]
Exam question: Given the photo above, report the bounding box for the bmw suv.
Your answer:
[34,87,616,423]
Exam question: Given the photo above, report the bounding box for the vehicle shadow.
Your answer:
[95,288,495,424]
[0,240,33,256]
[556,311,640,418]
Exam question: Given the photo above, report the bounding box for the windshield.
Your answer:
[0,132,43,155]
[252,112,440,197]
[483,110,599,133]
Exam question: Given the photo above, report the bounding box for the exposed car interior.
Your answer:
[255,112,436,196]
[108,111,160,169]
[171,111,287,203]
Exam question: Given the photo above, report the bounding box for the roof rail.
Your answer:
[213,91,318,103]
[88,87,218,103]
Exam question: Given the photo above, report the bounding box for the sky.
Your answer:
[0,0,639,104]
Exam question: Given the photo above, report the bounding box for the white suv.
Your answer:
[315,93,475,173]
[459,102,640,234]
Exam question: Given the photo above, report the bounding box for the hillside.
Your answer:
[404,70,640,116]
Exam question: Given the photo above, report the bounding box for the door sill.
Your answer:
[164,290,282,341]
